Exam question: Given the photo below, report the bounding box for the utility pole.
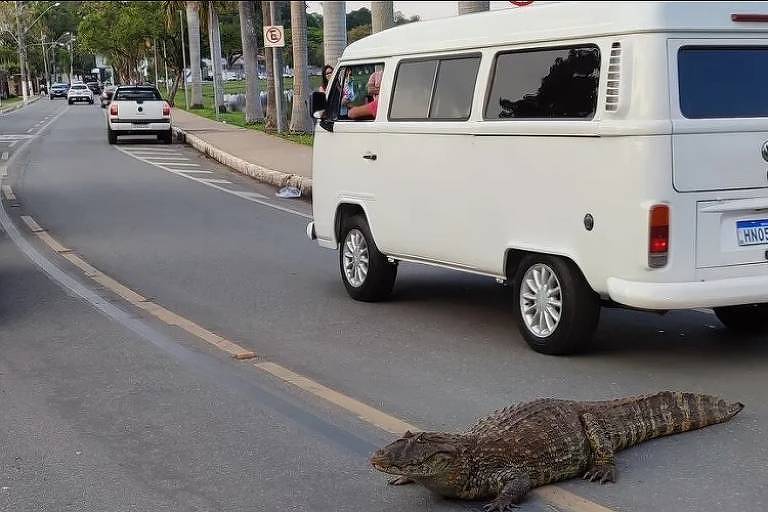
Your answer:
[41,30,50,93]
[269,1,285,133]
[163,40,169,96]
[14,1,28,102]
[154,38,159,86]
[69,36,74,81]
[179,10,189,110]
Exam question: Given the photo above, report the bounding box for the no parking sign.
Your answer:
[264,25,285,48]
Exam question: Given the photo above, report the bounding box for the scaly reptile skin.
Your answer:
[370,391,743,511]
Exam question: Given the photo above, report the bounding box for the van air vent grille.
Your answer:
[606,42,621,112]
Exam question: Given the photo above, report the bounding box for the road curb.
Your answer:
[0,95,41,114]
[173,127,313,198]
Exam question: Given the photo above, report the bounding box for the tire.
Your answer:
[68,99,73,105]
[160,130,172,144]
[338,213,396,302]
[107,127,117,145]
[89,99,94,104]
[714,304,768,334]
[513,254,600,355]
[49,95,53,100]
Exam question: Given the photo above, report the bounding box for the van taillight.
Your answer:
[109,103,118,116]
[162,102,171,116]
[648,204,669,268]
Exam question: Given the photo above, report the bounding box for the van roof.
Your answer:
[341,1,768,61]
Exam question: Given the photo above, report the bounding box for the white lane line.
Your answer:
[693,308,715,315]
[152,162,200,167]
[26,127,34,133]
[139,156,190,161]
[175,169,213,174]
[233,190,267,200]
[2,184,16,201]
[124,147,178,152]
[1,152,8,160]
[9,140,18,147]
[115,146,311,219]
[199,178,232,185]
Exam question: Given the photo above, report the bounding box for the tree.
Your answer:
[346,7,370,29]
[239,0,263,122]
[186,1,204,107]
[322,1,345,67]
[207,1,225,113]
[289,0,310,132]
[261,0,276,128]
[347,25,370,44]
[371,1,393,34]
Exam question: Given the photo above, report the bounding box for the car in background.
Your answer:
[67,83,94,105]
[106,85,172,144]
[100,85,117,108]
[49,83,69,100]
[86,81,102,96]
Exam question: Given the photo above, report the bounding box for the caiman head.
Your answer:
[369,430,463,478]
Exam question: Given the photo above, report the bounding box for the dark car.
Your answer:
[100,85,117,108]
[85,81,102,95]
[49,83,69,100]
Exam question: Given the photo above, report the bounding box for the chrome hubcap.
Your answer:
[520,263,562,338]
[343,229,369,288]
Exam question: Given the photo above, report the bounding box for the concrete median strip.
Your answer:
[173,127,313,198]
[15,213,615,512]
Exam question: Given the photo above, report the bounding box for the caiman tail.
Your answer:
[584,391,744,451]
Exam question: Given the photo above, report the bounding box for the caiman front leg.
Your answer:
[483,473,531,512]
[580,412,617,484]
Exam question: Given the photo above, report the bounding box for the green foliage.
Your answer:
[347,24,371,44]
[346,7,371,29]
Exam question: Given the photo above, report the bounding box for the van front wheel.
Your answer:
[513,254,600,355]
[714,304,768,333]
[339,214,396,302]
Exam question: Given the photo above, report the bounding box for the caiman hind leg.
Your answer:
[580,413,617,484]
[483,473,531,512]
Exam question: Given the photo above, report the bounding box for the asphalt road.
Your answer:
[1,98,766,512]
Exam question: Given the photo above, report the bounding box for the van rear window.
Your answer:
[678,47,768,119]
[114,87,162,101]
[485,45,600,120]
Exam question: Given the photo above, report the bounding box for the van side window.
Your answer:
[485,45,600,120]
[389,55,481,121]
[326,63,384,122]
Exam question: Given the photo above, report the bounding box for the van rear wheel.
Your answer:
[714,304,768,333]
[513,254,600,355]
[339,214,396,302]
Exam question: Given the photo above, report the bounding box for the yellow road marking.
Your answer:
[20,215,44,232]
[19,215,616,512]
[255,361,417,435]
[2,185,15,201]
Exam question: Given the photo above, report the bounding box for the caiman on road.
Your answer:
[370,391,743,511]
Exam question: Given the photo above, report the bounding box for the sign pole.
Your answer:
[180,10,189,110]
[267,2,285,134]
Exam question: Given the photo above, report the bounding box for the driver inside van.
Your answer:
[348,69,382,120]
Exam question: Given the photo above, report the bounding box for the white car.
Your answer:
[106,86,172,144]
[67,83,94,105]
[308,1,768,355]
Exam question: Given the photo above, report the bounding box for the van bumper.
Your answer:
[607,275,768,310]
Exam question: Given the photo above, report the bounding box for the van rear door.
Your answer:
[670,40,768,268]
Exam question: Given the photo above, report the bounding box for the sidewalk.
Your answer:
[172,108,313,196]
[0,96,41,115]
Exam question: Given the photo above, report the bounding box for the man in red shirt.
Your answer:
[348,69,382,120]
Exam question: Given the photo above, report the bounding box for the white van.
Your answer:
[307,2,768,354]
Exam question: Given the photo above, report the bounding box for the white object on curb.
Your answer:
[276,186,301,199]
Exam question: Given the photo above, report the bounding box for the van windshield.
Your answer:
[678,46,768,119]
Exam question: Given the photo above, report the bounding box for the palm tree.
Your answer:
[371,1,393,34]
[261,0,276,129]
[207,1,225,113]
[239,1,264,123]
[289,0,311,132]
[322,1,346,67]
[458,1,490,15]
[185,1,204,107]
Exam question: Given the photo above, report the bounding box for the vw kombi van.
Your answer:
[308,2,768,354]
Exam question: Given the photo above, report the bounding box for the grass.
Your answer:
[0,96,23,111]
[170,78,321,146]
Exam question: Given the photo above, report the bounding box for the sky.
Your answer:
[305,1,530,21]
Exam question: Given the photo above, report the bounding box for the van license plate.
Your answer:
[736,219,768,246]
[132,123,150,129]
